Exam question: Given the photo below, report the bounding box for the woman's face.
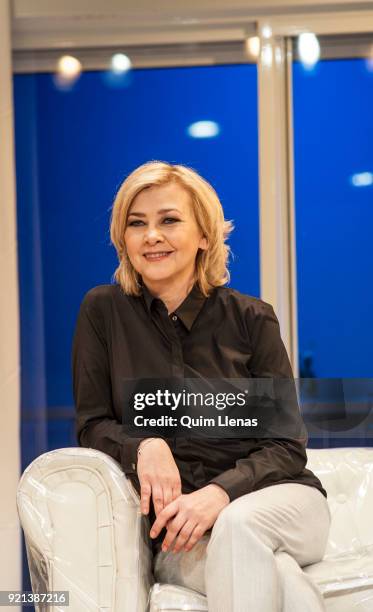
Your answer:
[124,182,207,288]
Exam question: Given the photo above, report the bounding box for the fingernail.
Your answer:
[150,531,155,537]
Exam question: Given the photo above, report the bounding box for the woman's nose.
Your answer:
[144,226,164,243]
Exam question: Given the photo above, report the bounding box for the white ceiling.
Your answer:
[11,0,373,50]
[12,0,373,19]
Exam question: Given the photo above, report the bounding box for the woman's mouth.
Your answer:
[143,251,174,261]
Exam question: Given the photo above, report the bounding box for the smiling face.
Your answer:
[124,181,208,290]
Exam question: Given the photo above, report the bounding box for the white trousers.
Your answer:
[153,483,331,612]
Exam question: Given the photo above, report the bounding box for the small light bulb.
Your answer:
[298,33,320,68]
[111,53,132,73]
[246,36,260,58]
[57,55,82,78]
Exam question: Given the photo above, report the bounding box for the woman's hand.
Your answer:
[149,484,230,553]
[137,438,182,517]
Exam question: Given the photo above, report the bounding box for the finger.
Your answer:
[140,481,152,515]
[161,514,187,551]
[152,484,164,517]
[172,520,197,554]
[183,525,206,552]
[163,485,173,509]
[172,482,182,500]
[150,500,178,539]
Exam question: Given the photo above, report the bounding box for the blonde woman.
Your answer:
[73,161,330,611]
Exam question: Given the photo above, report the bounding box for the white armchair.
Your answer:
[17,447,373,611]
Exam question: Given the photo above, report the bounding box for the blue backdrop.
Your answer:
[14,64,260,466]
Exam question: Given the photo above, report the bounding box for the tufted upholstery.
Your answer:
[17,447,373,611]
[303,448,373,612]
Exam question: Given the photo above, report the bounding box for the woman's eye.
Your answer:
[163,217,179,224]
[127,217,179,227]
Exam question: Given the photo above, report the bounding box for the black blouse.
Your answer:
[72,282,327,504]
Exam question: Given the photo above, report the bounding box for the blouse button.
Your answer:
[172,315,178,321]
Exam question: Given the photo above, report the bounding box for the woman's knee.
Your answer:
[208,503,266,550]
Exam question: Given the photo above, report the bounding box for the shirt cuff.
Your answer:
[121,437,144,474]
[208,468,253,502]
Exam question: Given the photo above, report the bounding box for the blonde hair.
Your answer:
[110,161,234,297]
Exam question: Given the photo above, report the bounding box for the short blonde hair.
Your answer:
[110,161,234,297]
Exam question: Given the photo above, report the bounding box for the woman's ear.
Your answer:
[199,235,208,251]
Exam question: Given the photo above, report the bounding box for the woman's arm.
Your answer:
[207,301,308,502]
[72,289,148,475]
[72,288,182,517]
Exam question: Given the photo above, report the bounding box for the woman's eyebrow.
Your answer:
[127,208,181,217]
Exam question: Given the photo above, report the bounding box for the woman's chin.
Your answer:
[141,269,177,284]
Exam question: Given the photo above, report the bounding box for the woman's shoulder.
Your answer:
[79,283,128,313]
[212,287,278,339]
[213,285,274,315]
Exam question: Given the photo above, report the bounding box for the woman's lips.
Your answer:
[143,251,173,261]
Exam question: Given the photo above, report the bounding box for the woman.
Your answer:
[73,161,331,611]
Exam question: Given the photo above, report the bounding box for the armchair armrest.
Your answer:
[17,447,154,612]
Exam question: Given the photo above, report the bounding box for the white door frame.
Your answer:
[0,0,21,595]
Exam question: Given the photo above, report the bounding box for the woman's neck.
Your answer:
[143,276,196,314]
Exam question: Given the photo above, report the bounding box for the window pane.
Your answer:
[293,49,373,378]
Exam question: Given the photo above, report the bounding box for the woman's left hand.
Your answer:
[150,484,230,553]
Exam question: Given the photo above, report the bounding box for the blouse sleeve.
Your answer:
[208,301,308,502]
[72,290,149,475]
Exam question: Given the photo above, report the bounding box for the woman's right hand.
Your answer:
[137,438,182,517]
